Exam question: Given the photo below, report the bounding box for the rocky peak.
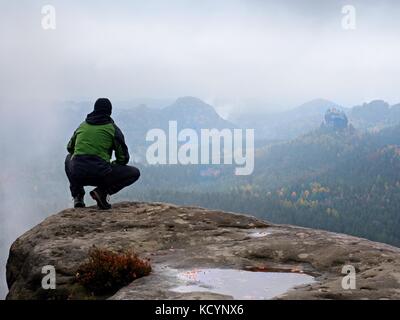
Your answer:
[164,97,218,117]
[323,108,349,129]
[6,202,400,300]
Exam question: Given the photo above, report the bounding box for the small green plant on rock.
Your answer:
[76,247,151,295]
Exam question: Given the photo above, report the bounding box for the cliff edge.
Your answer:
[6,202,400,300]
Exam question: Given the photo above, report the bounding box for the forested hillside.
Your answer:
[125,124,400,246]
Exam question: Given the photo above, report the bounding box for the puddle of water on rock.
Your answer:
[170,268,315,299]
[249,229,272,238]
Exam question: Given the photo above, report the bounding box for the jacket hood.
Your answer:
[85,112,114,125]
[93,98,112,116]
[86,98,113,125]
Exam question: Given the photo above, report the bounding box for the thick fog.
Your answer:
[1,0,400,110]
[1,0,400,298]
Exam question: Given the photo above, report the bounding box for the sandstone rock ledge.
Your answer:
[6,202,400,300]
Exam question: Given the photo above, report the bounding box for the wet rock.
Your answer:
[6,202,400,300]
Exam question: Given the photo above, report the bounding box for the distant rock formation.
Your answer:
[6,202,400,300]
[323,108,349,129]
[349,100,400,130]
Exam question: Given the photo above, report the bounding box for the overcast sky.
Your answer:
[1,0,400,113]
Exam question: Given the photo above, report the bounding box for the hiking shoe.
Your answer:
[90,189,112,210]
[73,195,85,208]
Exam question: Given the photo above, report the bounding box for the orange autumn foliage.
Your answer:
[76,247,151,295]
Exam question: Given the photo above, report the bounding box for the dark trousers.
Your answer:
[65,154,140,197]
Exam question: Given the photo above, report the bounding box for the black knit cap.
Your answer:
[94,98,112,116]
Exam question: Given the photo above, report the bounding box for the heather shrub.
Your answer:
[76,247,151,295]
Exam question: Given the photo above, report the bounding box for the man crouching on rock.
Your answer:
[65,98,140,209]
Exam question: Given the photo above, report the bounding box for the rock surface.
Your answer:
[6,202,400,300]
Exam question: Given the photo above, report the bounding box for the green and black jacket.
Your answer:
[67,112,130,165]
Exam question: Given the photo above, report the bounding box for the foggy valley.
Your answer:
[2,0,400,302]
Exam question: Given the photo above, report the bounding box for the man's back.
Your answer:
[65,98,140,210]
[73,122,115,162]
[67,99,129,165]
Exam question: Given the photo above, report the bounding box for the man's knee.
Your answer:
[126,166,140,183]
